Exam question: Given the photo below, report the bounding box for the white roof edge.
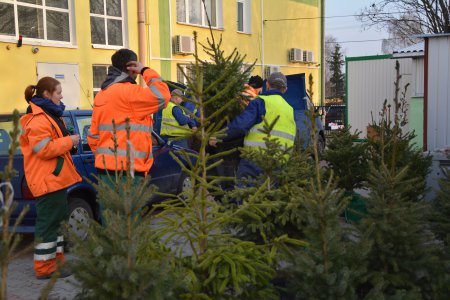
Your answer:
[391,52,424,59]
[413,33,450,39]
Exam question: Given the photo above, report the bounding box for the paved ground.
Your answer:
[7,234,80,300]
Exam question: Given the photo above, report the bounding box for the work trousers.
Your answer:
[34,188,68,277]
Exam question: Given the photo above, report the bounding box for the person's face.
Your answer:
[44,84,63,105]
[171,95,183,104]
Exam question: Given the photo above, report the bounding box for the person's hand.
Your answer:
[126,61,145,75]
[209,137,217,147]
[70,134,80,146]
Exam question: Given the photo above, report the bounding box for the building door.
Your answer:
[36,63,80,109]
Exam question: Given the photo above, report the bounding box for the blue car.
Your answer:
[0,110,194,239]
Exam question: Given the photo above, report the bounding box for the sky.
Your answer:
[326,0,389,57]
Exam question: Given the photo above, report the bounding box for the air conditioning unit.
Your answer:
[173,35,194,55]
[289,48,303,62]
[264,65,281,79]
[303,50,314,62]
[307,51,314,62]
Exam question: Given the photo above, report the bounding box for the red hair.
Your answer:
[24,77,61,103]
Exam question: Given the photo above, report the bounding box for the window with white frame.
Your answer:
[176,0,222,28]
[177,64,195,85]
[92,65,110,97]
[0,0,72,43]
[90,0,126,47]
[236,0,250,33]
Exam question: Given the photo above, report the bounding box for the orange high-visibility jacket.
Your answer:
[88,68,170,173]
[241,84,260,105]
[20,103,81,197]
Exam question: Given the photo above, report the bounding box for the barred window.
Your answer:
[176,0,221,28]
[92,65,110,97]
[90,0,126,47]
[0,0,72,43]
[177,64,195,85]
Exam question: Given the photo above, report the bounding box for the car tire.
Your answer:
[68,197,93,241]
[177,172,193,195]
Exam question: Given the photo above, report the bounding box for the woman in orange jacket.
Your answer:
[20,77,81,279]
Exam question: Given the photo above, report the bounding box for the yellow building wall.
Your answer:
[148,0,321,103]
[0,1,139,114]
[0,0,321,114]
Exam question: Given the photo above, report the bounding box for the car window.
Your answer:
[75,115,92,152]
[63,116,75,135]
[0,117,22,155]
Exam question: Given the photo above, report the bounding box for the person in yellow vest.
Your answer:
[210,72,296,181]
[160,89,196,148]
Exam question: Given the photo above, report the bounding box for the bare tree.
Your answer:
[359,1,450,49]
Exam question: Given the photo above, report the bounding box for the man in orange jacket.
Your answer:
[88,49,170,183]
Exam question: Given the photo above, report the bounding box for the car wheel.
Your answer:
[68,197,93,241]
[177,172,193,195]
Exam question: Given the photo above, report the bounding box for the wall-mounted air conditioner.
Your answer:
[289,48,303,62]
[303,50,314,63]
[306,51,314,62]
[173,35,194,55]
[264,65,281,79]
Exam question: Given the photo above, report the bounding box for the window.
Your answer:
[75,115,92,152]
[0,0,72,43]
[236,0,250,33]
[176,0,222,28]
[177,64,195,85]
[92,65,110,97]
[90,0,126,47]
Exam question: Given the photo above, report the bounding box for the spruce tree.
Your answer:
[286,108,367,299]
[225,117,315,243]
[328,43,345,99]
[0,110,31,300]
[366,61,431,200]
[323,127,369,192]
[323,127,369,222]
[151,28,282,299]
[67,120,182,300]
[358,61,446,299]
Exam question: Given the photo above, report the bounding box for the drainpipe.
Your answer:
[138,0,146,86]
[261,0,265,76]
[320,0,325,105]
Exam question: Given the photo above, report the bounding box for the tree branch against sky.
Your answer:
[359,0,450,37]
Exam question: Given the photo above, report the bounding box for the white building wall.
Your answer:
[346,56,412,136]
[427,36,450,151]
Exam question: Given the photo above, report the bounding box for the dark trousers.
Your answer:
[34,188,68,276]
[236,159,262,187]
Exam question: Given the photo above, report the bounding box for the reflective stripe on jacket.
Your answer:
[87,68,170,173]
[19,103,81,197]
[243,94,296,150]
[160,102,190,137]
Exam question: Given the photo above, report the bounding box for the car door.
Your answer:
[71,113,97,183]
[148,134,179,196]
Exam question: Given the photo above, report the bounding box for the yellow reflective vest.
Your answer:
[243,94,296,151]
[160,102,190,137]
